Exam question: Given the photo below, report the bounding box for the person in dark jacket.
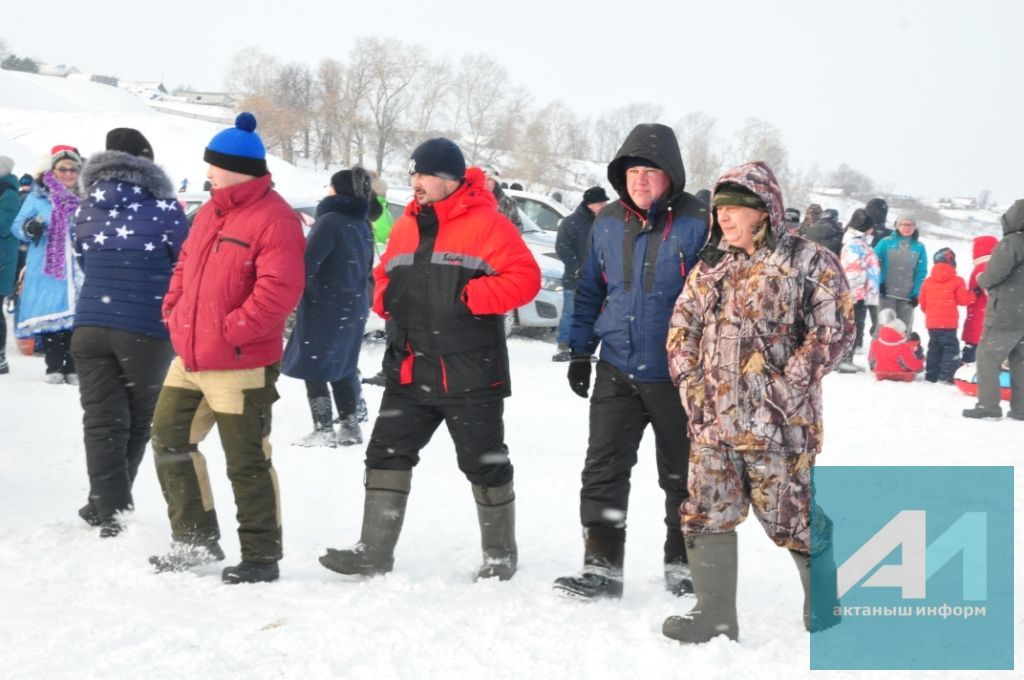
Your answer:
[70,128,188,537]
[552,123,708,600]
[800,207,843,256]
[963,199,1024,420]
[800,203,822,231]
[552,186,608,362]
[319,138,540,582]
[0,156,20,375]
[865,197,892,247]
[483,166,522,231]
[148,114,305,583]
[282,167,374,447]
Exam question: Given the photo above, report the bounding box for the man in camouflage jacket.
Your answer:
[662,161,854,644]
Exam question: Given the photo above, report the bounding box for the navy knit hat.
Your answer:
[933,247,956,267]
[408,137,465,181]
[203,113,267,177]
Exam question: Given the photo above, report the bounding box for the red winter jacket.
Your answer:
[163,174,305,371]
[918,262,974,331]
[869,325,924,381]
[374,167,540,402]
[962,235,997,344]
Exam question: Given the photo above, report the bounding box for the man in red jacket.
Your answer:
[148,113,305,583]
[320,138,540,581]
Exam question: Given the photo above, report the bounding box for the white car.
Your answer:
[386,189,563,335]
[506,189,572,233]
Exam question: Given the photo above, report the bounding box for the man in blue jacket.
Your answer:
[553,123,708,599]
[874,213,927,333]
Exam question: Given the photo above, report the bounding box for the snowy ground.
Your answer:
[0,314,1020,679]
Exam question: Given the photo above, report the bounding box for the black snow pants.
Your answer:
[925,328,960,382]
[579,361,690,533]
[71,326,175,520]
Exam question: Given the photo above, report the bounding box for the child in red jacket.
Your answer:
[961,235,998,363]
[869,308,924,381]
[918,248,975,383]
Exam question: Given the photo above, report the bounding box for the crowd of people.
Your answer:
[1,110,1021,645]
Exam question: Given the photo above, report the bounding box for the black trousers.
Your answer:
[580,361,690,531]
[365,390,512,488]
[71,326,175,520]
[43,329,74,375]
[305,376,360,419]
[925,328,960,382]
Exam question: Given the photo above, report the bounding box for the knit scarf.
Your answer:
[41,171,80,280]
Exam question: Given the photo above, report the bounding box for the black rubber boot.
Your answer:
[319,469,411,576]
[791,548,843,632]
[222,560,280,584]
[295,396,337,447]
[472,481,517,581]
[664,525,693,596]
[663,532,739,643]
[552,526,625,599]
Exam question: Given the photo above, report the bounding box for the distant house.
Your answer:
[37,63,81,78]
[118,80,169,97]
[176,91,242,108]
[951,197,978,210]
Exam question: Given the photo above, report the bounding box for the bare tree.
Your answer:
[732,117,810,205]
[312,58,344,169]
[358,37,422,175]
[407,56,454,150]
[453,54,511,165]
[593,102,666,162]
[224,46,278,95]
[674,111,724,195]
[827,163,875,196]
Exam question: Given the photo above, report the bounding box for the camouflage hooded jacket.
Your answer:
[667,162,854,454]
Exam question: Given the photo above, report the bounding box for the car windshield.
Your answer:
[518,209,543,234]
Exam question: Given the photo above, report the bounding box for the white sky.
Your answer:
[5,0,1020,202]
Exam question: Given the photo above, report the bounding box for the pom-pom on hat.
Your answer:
[203,112,267,177]
[50,144,82,169]
[106,127,154,160]
[408,138,466,181]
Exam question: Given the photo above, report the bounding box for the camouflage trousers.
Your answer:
[150,358,282,562]
[682,447,829,553]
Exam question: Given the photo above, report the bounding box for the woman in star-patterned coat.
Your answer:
[70,131,189,537]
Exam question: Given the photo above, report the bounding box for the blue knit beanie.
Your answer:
[203,112,268,177]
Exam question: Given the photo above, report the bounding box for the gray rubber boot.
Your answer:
[319,469,411,576]
[662,532,739,643]
[791,548,843,632]
[552,526,625,599]
[472,481,518,581]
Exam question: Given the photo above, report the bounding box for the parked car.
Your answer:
[177,192,319,232]
[506,189,571,233]
[386,189,563,335]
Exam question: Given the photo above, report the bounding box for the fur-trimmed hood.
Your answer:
[80,150,175,200]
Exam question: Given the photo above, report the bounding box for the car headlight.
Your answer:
[541,274,563,292]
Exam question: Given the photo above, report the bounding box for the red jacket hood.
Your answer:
[878,325,907,345]
[972,235,997,262]
[405,167,497,222]
[928,262,957,283]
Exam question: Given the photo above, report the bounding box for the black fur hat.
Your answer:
[331,166,372,202]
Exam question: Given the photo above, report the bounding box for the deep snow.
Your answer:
[1,67,1020,680]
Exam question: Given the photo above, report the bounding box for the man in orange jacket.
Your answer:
[320,138,540,581]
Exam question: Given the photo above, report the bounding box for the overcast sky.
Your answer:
[6,0,1020,203]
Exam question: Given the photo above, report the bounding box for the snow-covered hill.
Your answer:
[0,70,325,198]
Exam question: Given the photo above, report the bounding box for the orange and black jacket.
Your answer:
[373,167,540,403]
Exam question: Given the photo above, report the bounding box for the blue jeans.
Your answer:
[556,288,575,346]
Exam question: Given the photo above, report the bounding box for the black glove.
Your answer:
[908,296,918,308]
[878,282,887,297]
[973,286,983,298]
[567,354,592,398]
[23,217,45,242]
